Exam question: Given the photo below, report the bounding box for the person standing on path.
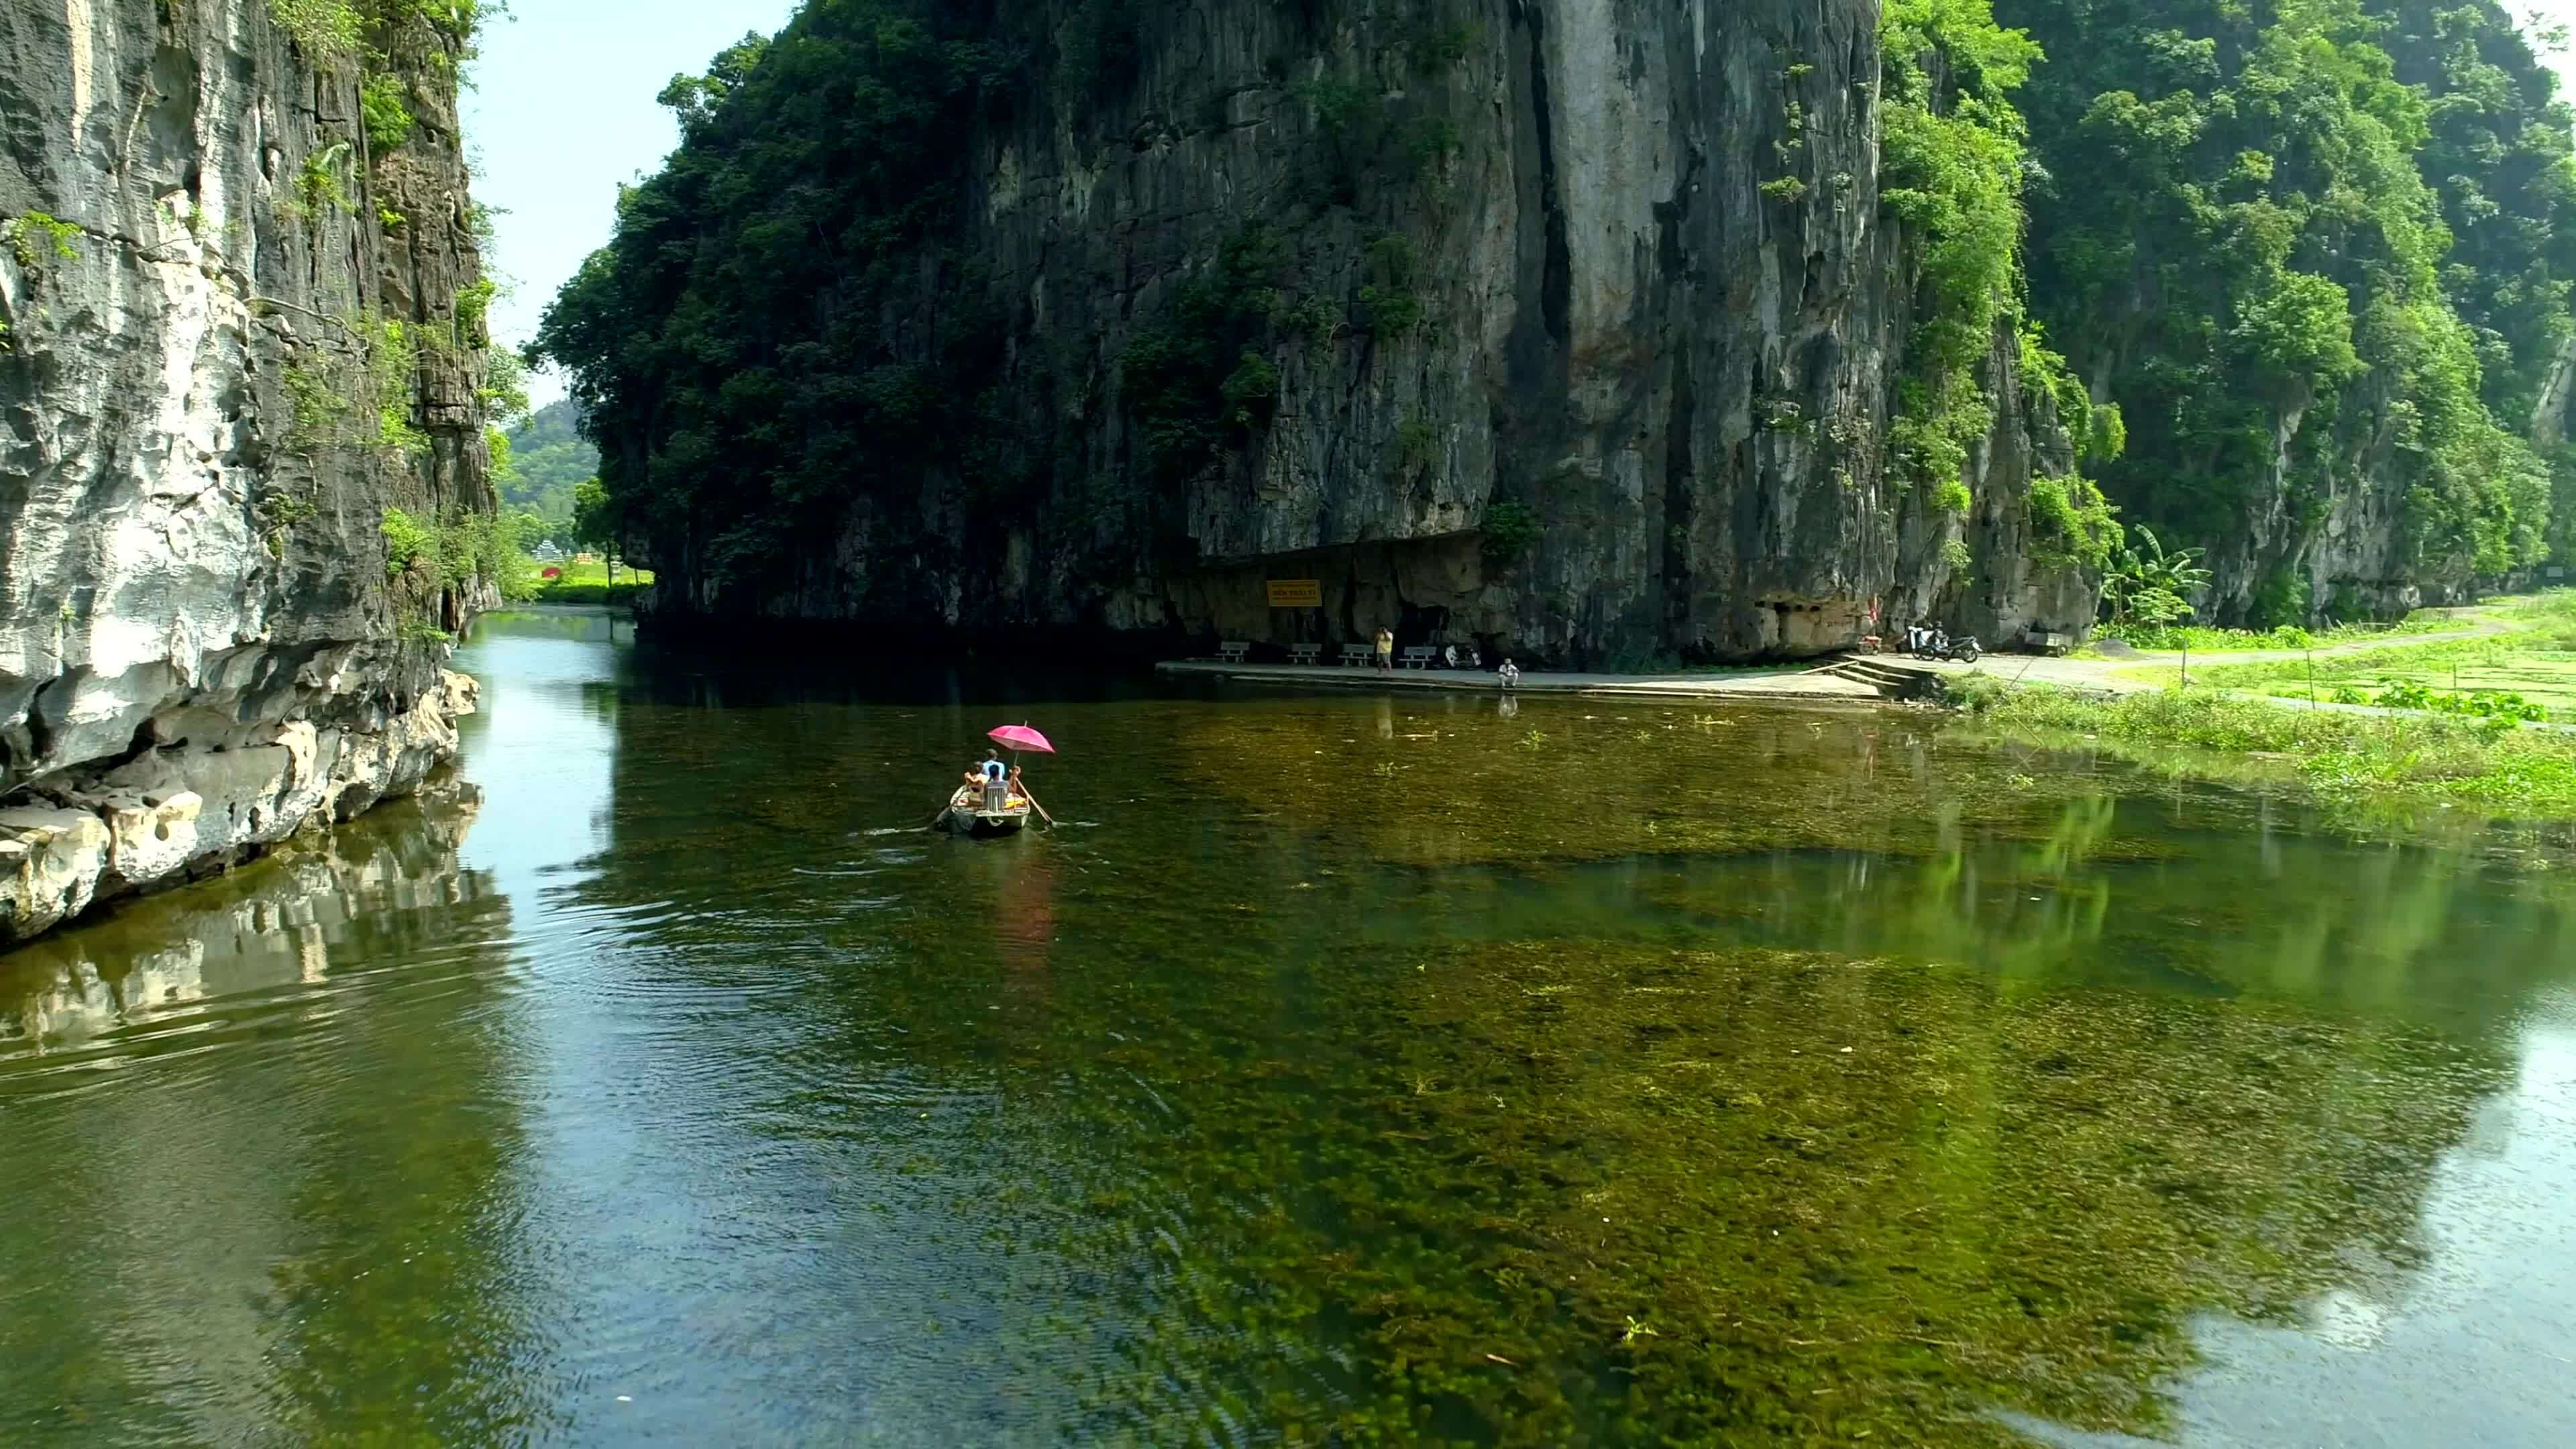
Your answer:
[1375,627,1394,671]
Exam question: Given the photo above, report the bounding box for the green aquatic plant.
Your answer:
[1010,934,2512,1444]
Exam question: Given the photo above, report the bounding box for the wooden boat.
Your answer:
[942,784,1032,837]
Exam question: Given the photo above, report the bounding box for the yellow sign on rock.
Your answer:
[1266,579,1323,608]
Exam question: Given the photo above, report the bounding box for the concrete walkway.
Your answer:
[1157,614,2514,710]
[1154,659,1888,703]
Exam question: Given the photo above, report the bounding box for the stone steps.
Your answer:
[1811,655,1943,697]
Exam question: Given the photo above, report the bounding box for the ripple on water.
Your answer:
[8,618,2576,1446]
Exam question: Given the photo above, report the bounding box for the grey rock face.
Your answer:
[0,0,498,943]
[637,0,2098,662]
[2193,394,2448,624]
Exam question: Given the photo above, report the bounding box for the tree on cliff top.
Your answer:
[530,1,1020,600]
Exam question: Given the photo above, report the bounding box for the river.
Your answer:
[3,608,2571,1446]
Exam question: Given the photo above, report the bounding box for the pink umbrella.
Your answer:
[988,724,1055,754]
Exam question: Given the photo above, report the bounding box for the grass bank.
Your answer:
[526,559,650,607]
[1945,675,2576,821]
[2094,612,2459,653]
[529,580,646,606]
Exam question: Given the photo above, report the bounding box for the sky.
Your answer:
[461,0,798,409]
[2534,1,2576,91]
[459,1,2576,413]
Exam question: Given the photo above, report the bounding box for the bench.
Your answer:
[1340,645,1375,667]
[1218,640,1250,664]
[1399,646,1436,669]
[1287,644,1322,665]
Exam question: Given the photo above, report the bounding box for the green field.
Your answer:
[535,559,651,588]
[2245,655,2576,716]
[2123,593,2576,718]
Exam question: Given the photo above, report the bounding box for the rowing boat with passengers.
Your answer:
[942,781,1034,836]
[938,722,1058,837]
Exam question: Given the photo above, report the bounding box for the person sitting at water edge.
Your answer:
[1497,658,1520,691]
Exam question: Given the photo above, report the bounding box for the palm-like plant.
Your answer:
[2103,525,2212,626]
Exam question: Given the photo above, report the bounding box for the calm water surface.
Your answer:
[3,609,2572,1446]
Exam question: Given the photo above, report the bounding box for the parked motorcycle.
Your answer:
[1908,625,1982,664]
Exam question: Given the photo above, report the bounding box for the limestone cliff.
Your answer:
[0,0,502,943]
[570,0,2102,664]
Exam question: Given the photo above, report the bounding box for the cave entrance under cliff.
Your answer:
[1167,535,1493,653]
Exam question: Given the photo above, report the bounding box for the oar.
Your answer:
[1021,785,1057,828]
[928,786,965,827]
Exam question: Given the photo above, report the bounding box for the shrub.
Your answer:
[455,278,498,343]
[533,580,647,607]
[7,213,80,270]
[384,506,541,598]
[362,74,414,152]
[381,506,434,579]
[283,360,347,454]
[367,316,427,454]
[297,143,354,217]
[267,0,362,62]
[1481,500,1540,570]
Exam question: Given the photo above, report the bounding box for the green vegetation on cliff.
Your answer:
[535,0,2572,632]
[2003,0,2575,614]
[1880,0,2123,569]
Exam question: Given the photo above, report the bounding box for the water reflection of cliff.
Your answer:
[0,774,544,1444]
[0,780,490,1057]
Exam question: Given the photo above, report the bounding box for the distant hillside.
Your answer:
[500,399,596,537]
